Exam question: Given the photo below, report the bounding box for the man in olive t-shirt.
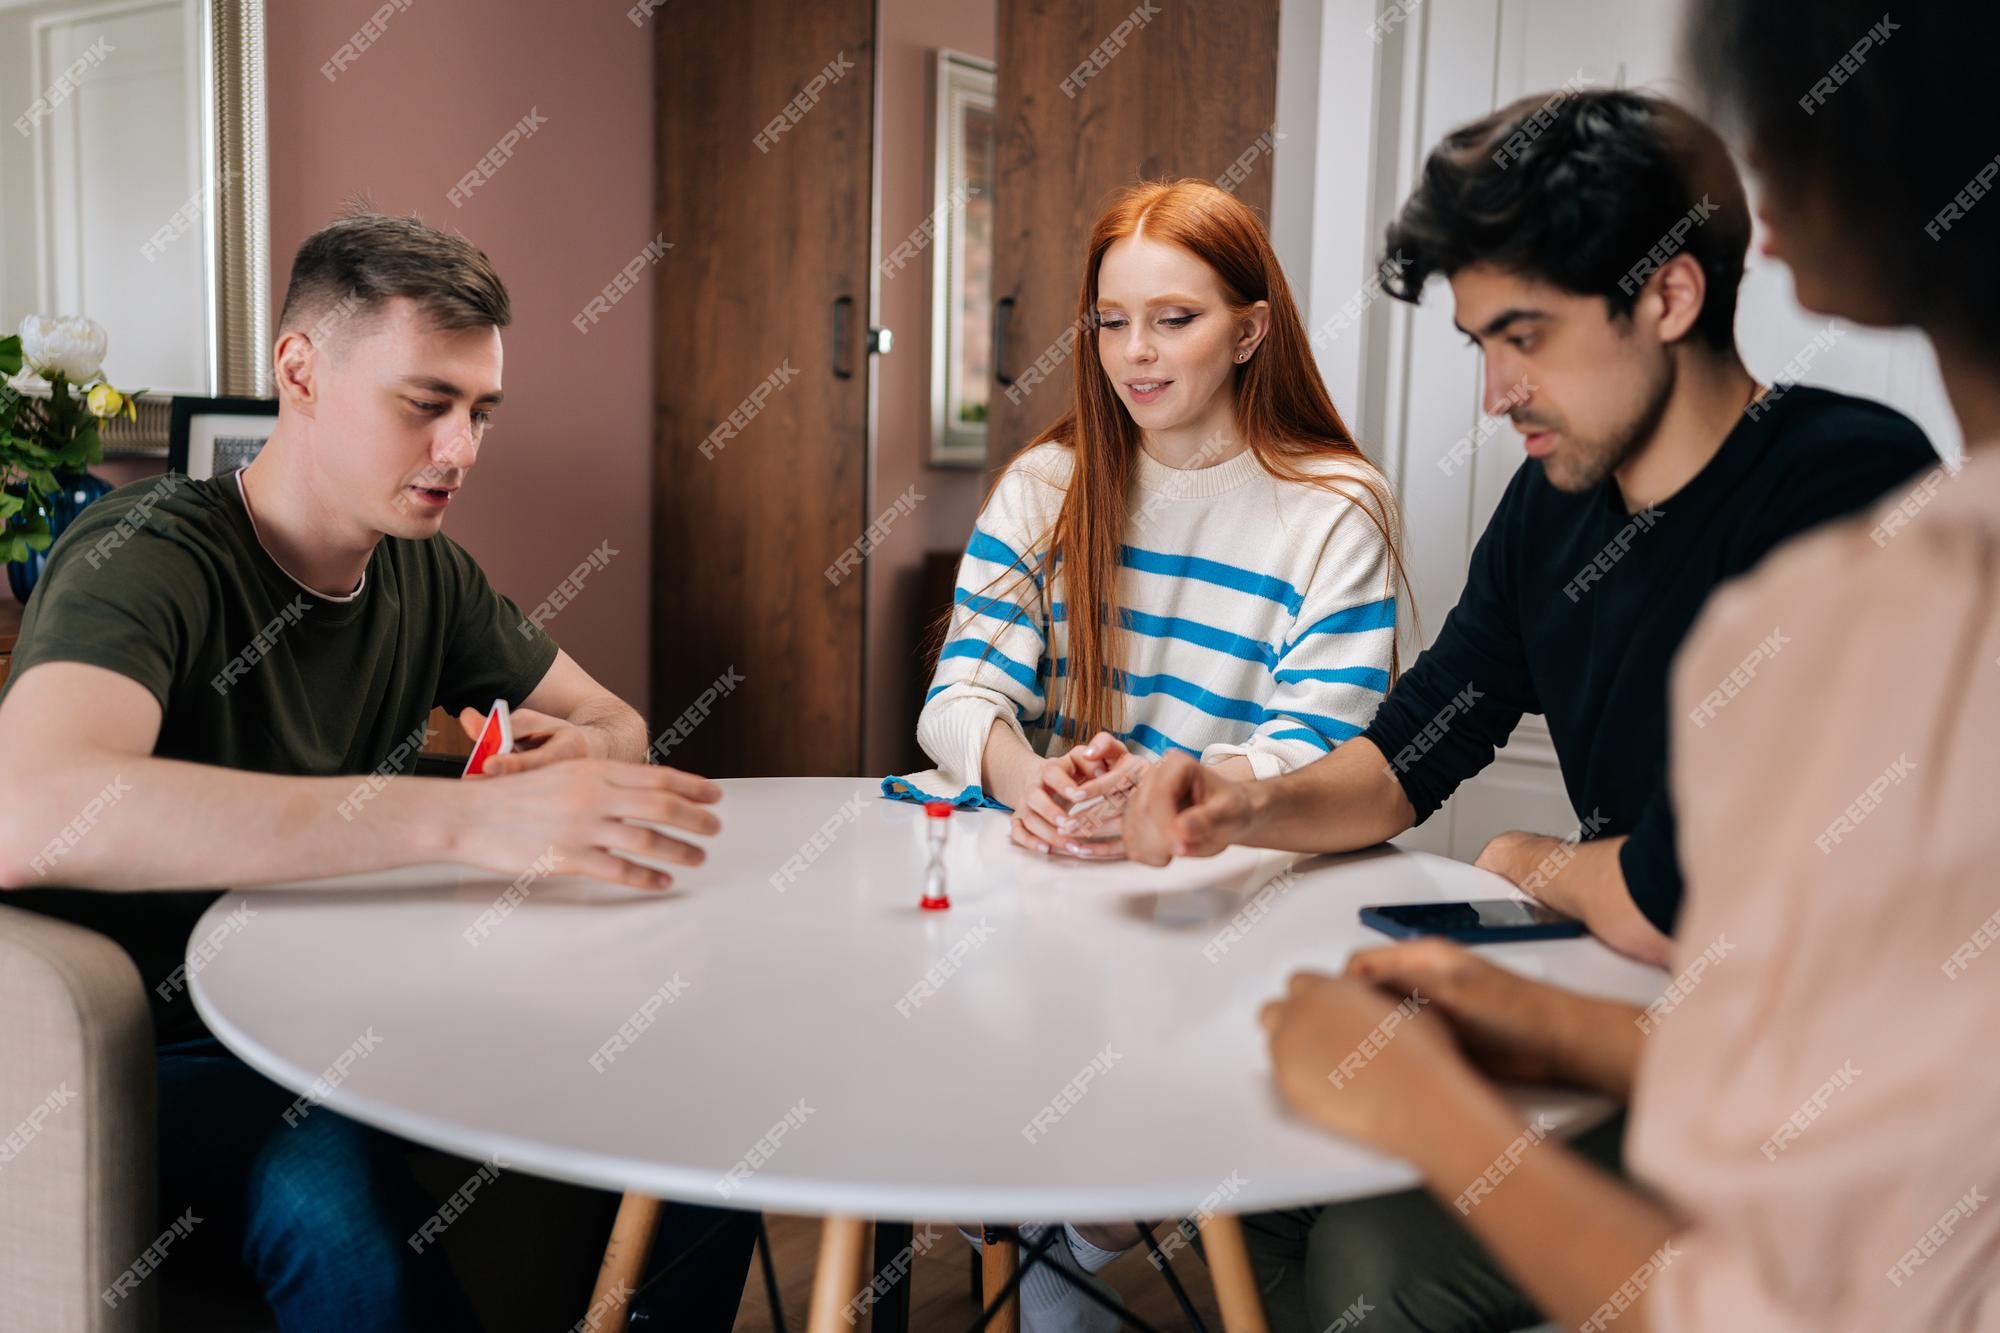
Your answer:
[0,213,749,1331]
[3,463,557,1041]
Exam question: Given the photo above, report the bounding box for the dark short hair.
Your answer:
[1684,0,2000,352]
[278,209,511,343]
[1380,88,1751,351]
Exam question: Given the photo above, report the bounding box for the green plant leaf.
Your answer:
[0,334,19,378]
[1,511,51,562]
[65,417,102,465]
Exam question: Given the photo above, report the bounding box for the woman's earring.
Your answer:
[1236,351,1249,362]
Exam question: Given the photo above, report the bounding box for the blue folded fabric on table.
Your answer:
[879,772,1011,811]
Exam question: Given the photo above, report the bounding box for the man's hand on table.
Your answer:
[1124,750,1261,865]
[445,756,721,893]
[1474,830,1671,966]
[1472,830,1573,904]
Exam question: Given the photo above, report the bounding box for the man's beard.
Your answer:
[1531,357,1676,494]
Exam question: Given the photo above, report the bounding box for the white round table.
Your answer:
[189,777,1664,1330]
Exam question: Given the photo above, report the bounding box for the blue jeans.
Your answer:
[157,1036,756,1332]
[157,1035,484,1332]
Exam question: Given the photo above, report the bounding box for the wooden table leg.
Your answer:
[981,1227,1021,1333]
[584,1191,662,1330]
[806,1215,872,1332]
[1199,1213,1270,1333]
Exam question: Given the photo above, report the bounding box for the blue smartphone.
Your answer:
[1360,899,1585,943]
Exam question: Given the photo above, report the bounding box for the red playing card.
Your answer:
[462,699,515,777]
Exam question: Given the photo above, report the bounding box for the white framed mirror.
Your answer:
[0,0,270,453]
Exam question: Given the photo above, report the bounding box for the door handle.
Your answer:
[832,295,855,380]
[993,295,1015,389]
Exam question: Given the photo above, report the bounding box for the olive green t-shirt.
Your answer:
[2,468,559,1042]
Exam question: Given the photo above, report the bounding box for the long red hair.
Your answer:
[970,178,1408,744]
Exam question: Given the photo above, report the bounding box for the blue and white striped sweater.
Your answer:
[887,441,1398,809]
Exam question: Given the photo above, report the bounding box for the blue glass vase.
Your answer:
[8,470,115,604]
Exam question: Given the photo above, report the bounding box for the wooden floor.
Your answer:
[732,1215,1223,1331]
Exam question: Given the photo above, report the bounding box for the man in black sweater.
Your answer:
[1122,87,1935,1333]
[1125,90,1933,966]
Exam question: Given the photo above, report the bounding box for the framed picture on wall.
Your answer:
[929,49,997,468]
[167,396,280,480]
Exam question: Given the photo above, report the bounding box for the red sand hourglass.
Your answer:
[920,801,952,910]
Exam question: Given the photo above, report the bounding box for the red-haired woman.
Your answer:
[890,179,1406,875]
[886,178,1406,1327]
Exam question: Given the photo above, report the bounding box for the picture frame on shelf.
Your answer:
[167,396,280,480]
[929,49,997,469]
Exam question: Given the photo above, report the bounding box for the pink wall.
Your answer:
[867,0,995,775]
[263,0,656,707]
[112,1,992,765]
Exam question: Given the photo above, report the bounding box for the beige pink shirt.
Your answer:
[1628,442,2000,1329]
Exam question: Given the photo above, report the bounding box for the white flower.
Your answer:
[19,314,107,382]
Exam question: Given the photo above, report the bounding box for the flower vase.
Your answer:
[8,469,115,603]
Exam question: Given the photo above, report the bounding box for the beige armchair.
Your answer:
[0,903,157,1332]
[0,903,618,1333]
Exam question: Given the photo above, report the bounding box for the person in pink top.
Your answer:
[1128,0,2000,1328]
